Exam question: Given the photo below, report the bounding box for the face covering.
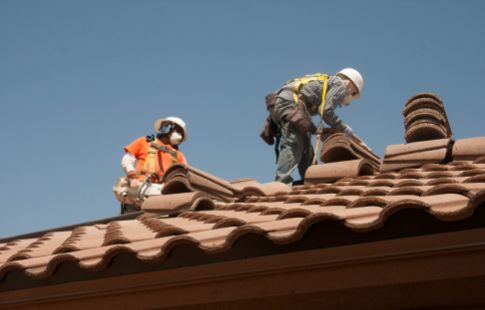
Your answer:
[341,94,353,106]
[341,80,356,106]
[169,131,183,145]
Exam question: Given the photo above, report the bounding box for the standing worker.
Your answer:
[113,116,188,213]
[261,68,364,185]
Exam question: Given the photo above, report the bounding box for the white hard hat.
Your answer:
[154,116,188,141]
[337,68,364,98]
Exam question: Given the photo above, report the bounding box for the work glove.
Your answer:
[260,116,278,145]
[127,171,138,179]
[342,125,354,137]
[126,171,142,187]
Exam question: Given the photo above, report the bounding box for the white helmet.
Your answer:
[154,116,188,141]
[337,68,364,98]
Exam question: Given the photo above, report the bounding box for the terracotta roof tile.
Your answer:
[103,220,159,245]
[7,231,72,261]
[404,108,449,130]
[320,133,381,170]
[381,138,451,172]
[405,92,444,105]
[305,159,375,184]
[405,122,449,143]
[54,225,106,253]
[0,238,38,264]
[141,192,214,213]
[452,137,485,161]
[159,164,292,204]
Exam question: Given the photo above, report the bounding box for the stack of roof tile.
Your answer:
[319,132,381,170]
[403,93,452,143]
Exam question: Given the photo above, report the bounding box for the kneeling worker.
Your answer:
[264,68,364,185]
[113,116,188,213]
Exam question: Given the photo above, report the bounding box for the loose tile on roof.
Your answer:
[381,138,451,172]
[453,137,485,161]
[304,159,375,184]
[141,192,215,213]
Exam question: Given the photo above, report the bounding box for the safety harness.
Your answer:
[287,73,329,164]
[287,73,329,107]
[140,135,178,177]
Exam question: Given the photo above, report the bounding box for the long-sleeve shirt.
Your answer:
[121,153,137,174]
[274,75,350,132]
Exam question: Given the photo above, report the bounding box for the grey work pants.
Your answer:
[273,122,313,185]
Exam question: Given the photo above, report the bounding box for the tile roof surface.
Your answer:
[1,92,485,288]
[1,145,485,283]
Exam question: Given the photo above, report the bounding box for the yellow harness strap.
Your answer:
[313,75,329,165]
[319,75,329,118]
[141,145,158,176]
[290,73,329,112]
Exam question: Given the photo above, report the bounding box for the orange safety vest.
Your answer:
[124,136,186,180]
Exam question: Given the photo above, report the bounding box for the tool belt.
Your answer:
[285,94,316,135]
[260,92,279,145]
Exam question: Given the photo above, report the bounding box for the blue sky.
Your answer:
[1,0,484,238]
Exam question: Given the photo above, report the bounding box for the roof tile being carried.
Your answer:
[319,133,381,170]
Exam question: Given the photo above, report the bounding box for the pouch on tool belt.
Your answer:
[260,92,279,145]
[286,97,316,135]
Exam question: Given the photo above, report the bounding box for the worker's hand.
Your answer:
[129,179,142,187]
[127,171,142,187]
[342,125,354,137]
[127,171,138,179]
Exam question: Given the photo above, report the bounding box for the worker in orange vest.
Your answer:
[122,116,188,184]
[113,116,188,213]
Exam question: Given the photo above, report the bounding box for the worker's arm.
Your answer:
[322,81,353,135]
[121,153,137,177]
[122,137,146,179]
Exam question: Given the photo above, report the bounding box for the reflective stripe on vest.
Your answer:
[140,143,178,176]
